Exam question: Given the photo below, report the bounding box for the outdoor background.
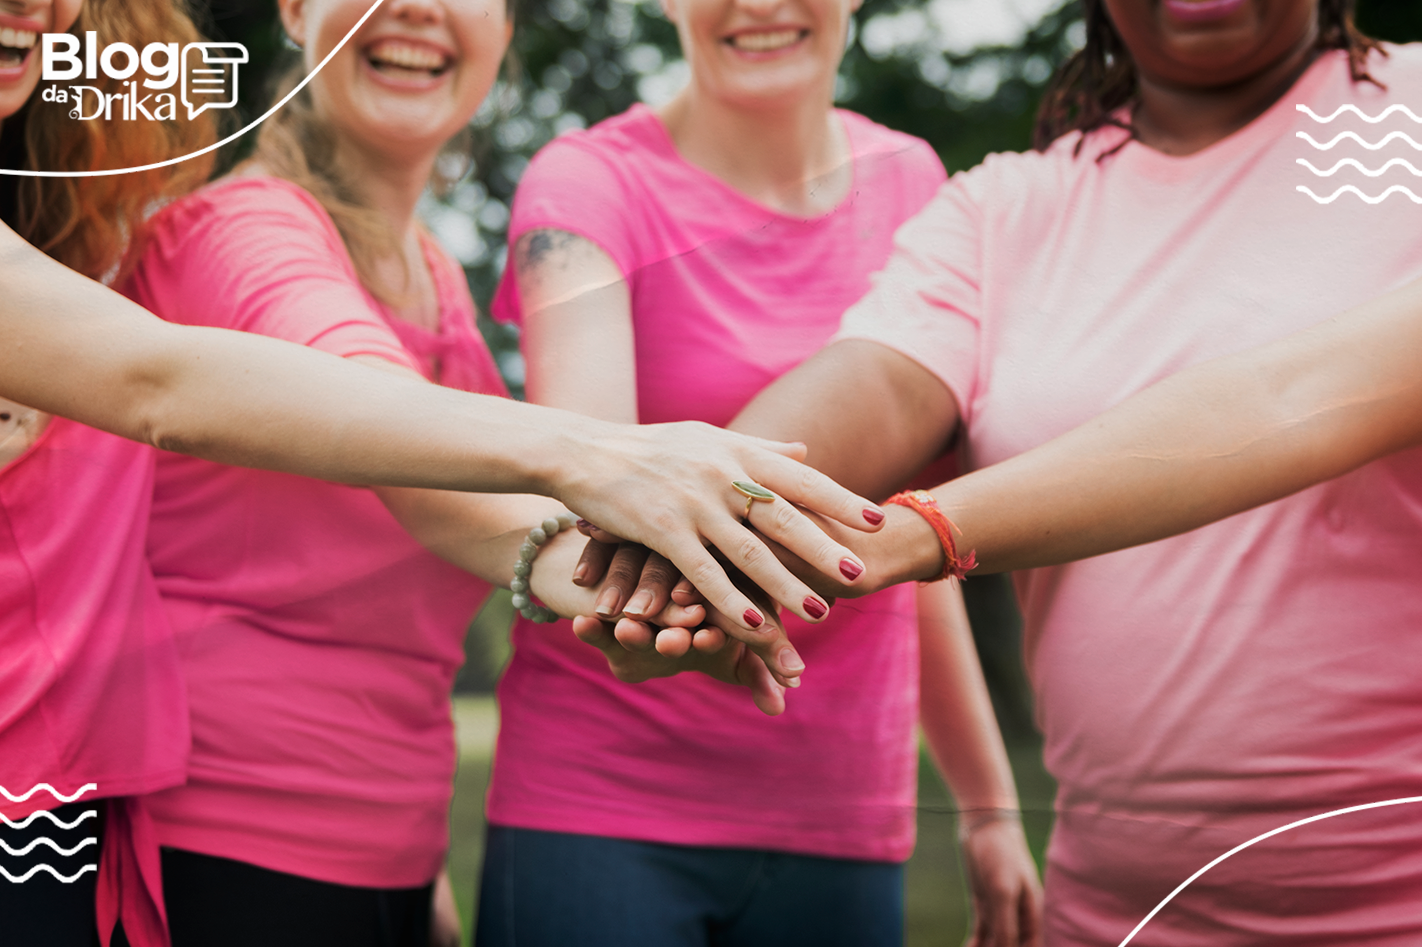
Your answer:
[194,1,1422,942]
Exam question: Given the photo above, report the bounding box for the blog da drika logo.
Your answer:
[40,32,248,122]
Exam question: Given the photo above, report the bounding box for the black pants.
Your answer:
[162,847,432,947]
[0,801,127,947]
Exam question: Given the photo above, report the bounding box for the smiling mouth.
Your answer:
[0,26,37,70]
[364,39,452,79]
[726,29,808,53]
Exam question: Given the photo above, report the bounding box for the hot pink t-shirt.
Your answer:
[488,105,945,861]
[839,48,1422,944]
[0,421,185,817]
[124,176,505,888]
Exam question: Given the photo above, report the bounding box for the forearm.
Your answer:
[917,582,1020,813]
[731,340,959,500]
[2,235,587,494]
[933,279,1422,573]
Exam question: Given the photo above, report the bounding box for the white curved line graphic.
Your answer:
[1297,104,1422,124]
[1117,795,1422,947]
[1,808,96,831]
[0,0,386,178]
[1296,157,1422,178]
[1296,184,1422,204]
[1296,130,1422,152]
[0,836,97,858]
[0,862,98,884]
[0,783,97,804]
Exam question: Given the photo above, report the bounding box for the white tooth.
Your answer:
[0,28,13,47]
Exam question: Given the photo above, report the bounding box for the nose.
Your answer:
[386,0,445,26]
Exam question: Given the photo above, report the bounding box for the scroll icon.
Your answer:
[181,42,248,121]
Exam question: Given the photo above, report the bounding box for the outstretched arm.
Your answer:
[0,223,882,662]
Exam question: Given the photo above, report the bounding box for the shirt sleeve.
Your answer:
[128,177,420,373]
[490,136,638,328]
[832,167,985,423]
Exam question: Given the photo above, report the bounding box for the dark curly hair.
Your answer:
[1033,0,1385,154]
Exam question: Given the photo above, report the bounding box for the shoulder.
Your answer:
[840,110,945,183]
[1364,41,1422,89]
[145,174,341,253]
[520,105,665,188]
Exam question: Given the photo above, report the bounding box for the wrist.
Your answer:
[877,505,946,586]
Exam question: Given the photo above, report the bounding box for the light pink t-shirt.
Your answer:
[0,421,185,816]
[488,105,946,861]
[124,176,505,888]
[839,48,1422,944]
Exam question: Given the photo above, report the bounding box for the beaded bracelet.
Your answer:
[884,489,977,582]
[510,511,580,623]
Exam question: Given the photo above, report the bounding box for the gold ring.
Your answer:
[732,480,776,521]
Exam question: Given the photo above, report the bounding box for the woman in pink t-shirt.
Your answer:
[689,2,1422,944]
[483,0,1042,943]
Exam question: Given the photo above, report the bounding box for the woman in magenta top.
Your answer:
[483,0,1041,942]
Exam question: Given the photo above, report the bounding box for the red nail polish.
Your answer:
[576,519,593,531]
[839,558,863,580]
[744,608,764,628]
[803,597,827,619]
[863,508,884,525]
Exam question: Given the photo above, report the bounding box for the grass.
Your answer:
[446,695,1055,946]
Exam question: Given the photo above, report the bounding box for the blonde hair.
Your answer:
[6,0,218,281]
[253,62,473,305]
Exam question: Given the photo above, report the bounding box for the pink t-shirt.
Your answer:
[839,48,1422,944]
[0,421,185,817]
[124,176,506,888]
[488,105,946,861]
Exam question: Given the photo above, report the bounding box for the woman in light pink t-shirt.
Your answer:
[482,0,1042,943]
[709,2,1422,944]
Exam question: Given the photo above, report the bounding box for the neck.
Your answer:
[333,139,435,241]
[659,82,849,216]
[1132,33,1320,156]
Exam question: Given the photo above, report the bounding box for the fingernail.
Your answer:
[743,608,764,628]
[863,507,884,525]
[780,649,805,672]
[626,591,653,616]
[787,676,802,688]
[577,518,593,531]
[595,587,621,618]
[839,558,863,580]
[803,597,827,620]
[573,562,589,584]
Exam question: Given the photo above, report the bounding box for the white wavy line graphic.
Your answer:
[1296,157,1422,177]
[0,836,97,858]
[0,0,386,178]
[1117,795,1422,946]
[0,862,98,884]
[0,809,96,831]
[1297,103,1422,124]
[0,783,97,804]
[1296,184,1422,204]
[1296,130,1422,151]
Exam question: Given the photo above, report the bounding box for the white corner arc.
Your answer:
[1116,795,1422,947]
[0,0,386,178]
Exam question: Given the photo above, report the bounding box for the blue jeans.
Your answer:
[475,826,904,947]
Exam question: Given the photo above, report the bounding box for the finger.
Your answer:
[1021,876,1044,947]
[571,614,614,646]
[595,543,650,618]
[624,552,679,620]
[659,537,805,680]
[653,627,693,658]
[670,577,703,607]
[703,518,833,627]
[573,537,618,587]
[747,496,868,591]
[577,519,625,544]
[736,648,786,716]
[613,617,657,652]
[991,888,1019,947]
[691,626,727,654]
[742,449,886,532]
[653,602,706,628]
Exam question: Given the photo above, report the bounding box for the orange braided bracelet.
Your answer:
[884,490,977,582]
